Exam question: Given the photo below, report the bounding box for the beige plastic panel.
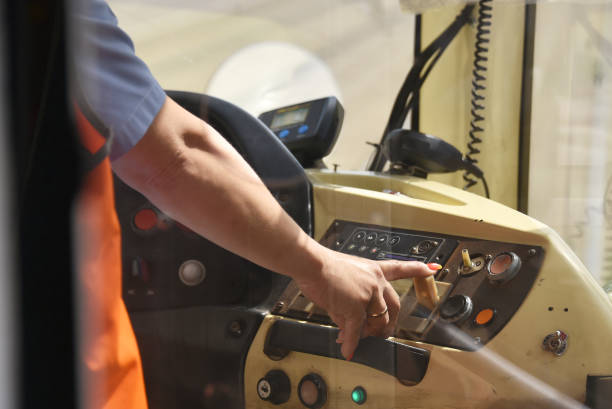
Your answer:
[244,171,612,408]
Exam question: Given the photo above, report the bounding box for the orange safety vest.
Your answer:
[73,106,148,409]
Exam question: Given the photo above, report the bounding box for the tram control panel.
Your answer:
[114,91,612,409]
[272,220,545,350]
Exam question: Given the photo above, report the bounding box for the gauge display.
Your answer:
[270,106,309,130]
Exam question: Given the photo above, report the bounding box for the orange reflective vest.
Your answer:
[74,106,148,409]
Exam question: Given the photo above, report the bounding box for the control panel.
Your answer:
[114,176,281,311]
[272,220,545,350]
[256,369,330,409]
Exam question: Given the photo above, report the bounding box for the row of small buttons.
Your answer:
[278,124,309,139]
[353,231,400,246]
[346,244,381,255]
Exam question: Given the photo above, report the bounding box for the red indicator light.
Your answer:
[134,208,157,231]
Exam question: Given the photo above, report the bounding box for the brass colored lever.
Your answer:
[413,275,440,310]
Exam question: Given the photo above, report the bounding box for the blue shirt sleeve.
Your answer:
[73,0,166,160]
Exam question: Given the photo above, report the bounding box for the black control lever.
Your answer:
[264,319,430,386]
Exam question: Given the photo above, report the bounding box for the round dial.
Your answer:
[440,294,473,323]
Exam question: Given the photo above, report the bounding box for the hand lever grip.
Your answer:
[264,319,430,385]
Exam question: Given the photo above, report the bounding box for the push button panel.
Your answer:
[115,176,263,311]
[273,220,546,350]
[338,225,456,265]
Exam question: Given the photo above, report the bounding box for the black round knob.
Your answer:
[487,252,522,284]
[257,370,291,404]
[440,294,473,323]
[298,373,327,409]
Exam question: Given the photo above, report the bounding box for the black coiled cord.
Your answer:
[463,0,492,198]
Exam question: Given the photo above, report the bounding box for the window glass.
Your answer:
[529,3,612,289]
[73,2,612,409]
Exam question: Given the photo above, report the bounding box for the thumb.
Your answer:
[377,260,438,281]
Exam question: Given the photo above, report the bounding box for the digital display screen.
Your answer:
[270,107,309,130]
[382,254,420,262]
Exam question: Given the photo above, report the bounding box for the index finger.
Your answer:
[377,260,438,281]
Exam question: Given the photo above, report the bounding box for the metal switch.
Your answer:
[542,330,568,356]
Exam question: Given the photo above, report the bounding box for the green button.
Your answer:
[351,386,366,405]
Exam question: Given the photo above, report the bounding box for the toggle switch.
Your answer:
[462,248,472,268]
[460,249,485,276]
[542,330,568,356]
[131,257,151,283]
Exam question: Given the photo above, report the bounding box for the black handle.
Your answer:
[264,319,430,385]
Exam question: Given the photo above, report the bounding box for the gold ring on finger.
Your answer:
[366,306,388,318]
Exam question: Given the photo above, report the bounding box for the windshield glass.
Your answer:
[72,1,612,409]
[529,3,612,291]
[108,0,414,170]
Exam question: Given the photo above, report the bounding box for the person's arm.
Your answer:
[113,96,435,359]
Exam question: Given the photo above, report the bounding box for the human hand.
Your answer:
[294,246,438,360]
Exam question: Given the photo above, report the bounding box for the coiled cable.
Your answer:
[463,0,492,198]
